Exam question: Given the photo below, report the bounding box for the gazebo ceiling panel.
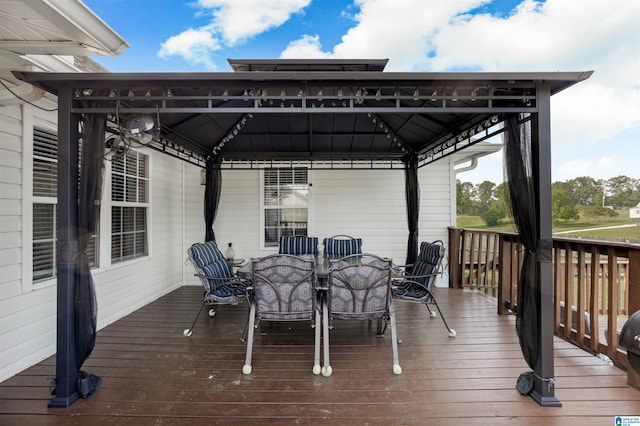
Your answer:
[13,63,592,168]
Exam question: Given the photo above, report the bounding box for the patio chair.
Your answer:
[279,235,319,256]
[391,240,456,337]
[322,234,362,258]
[322,254,401,376]
[242,254,321,375]
[183,240,250,337]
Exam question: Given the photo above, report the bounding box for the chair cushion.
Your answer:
[279,236,319,255]
[188,241,245,302]
[393,241,444,301]
[322,237,362,258]
[417,241,445,265]
[392,282,431,301]
[188,241,229,275]
[202,280,247,303]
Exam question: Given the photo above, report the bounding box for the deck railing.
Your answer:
[448,227,640,369]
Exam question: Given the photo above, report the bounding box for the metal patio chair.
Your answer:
[242,254,321,375]
[322,254,401,376]
[392,240,456,337]
[322,234,363,258]
[183,240,250,337]
[278,235,319,256]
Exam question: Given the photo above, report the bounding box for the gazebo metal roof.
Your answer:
[14,59,592,169]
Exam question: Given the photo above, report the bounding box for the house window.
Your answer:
[111,150,149,263]
[263,168,308,247]
[32,127,98,282]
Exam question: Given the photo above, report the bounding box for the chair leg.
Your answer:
[376,318,388,337]
[313,307,321,375]
[321,298,332,377]
[183,299,207,337]
[389,299,402,375]
[425,290,456,337]
[242,302,257,374]
[240,305,250,342]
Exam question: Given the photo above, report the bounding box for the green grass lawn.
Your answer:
[457,210,640,241]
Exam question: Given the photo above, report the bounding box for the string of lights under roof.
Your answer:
[209,113,254,158]
[367,113,413,155]
[418,114,501,162]
[71,85,515,105]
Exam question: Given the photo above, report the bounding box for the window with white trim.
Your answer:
[32,127,98,282]
[263,168,308,247]
[111,150,149,263]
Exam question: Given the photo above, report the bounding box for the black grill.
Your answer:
[619,310,640,372]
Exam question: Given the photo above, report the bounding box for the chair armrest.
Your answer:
[392,278,433,297]
[391,262,414,272]
[395,271,439,281]
[194,273,250,287]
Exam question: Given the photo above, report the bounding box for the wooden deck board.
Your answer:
[1,286,638,424]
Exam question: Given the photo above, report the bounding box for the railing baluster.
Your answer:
[448,227,635,369]
[589,245,600,353]
[576,247,587,343]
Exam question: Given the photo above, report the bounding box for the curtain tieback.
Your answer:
[57,240,79,265]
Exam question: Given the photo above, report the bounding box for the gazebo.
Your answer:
[15,59,592,408]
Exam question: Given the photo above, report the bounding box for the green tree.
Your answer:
[456,180,475,215]
[481,201,507,227]
[605,175,640,209]
[565,176,604,206]
[475,180,496,208]
[552,184,579,222]
[493,181,512,218]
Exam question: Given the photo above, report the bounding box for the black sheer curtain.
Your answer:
[204,156,222,242]
[74,111,106,397]
[503,113,540,370]
[405,154,420,266]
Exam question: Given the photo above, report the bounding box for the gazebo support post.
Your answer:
[48,86,81,408]
[530,83,561,407]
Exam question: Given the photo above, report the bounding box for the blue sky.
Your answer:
[84,0,640,184]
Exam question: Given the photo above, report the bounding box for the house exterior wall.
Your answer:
[0,103,187,382]
[0,100,455,382]
[192,162,453,270]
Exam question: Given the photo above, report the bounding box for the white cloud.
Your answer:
[159,29,221,69]
[281,0,640,179]
[555,159,593,181]
[199,0,311,45]
[281,34,330,58]
[159,0,310,67]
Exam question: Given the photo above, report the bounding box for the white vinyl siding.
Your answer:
[212,162,453,265]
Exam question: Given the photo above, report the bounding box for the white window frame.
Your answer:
[21,106,61,290]
[22,108,103,290]
[108,149,151,265]
[23,112,58,290]
[260,168,310,249]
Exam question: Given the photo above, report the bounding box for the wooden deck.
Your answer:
[1,286,638,425]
